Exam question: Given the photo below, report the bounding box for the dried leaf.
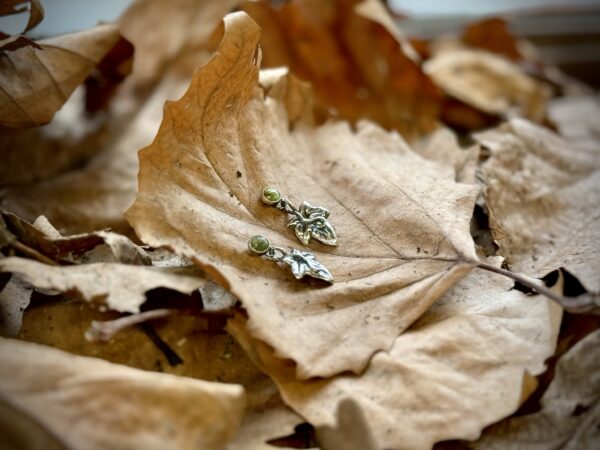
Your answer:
[0,276,32,337]
[461,18,522,61]
[242,0,442,138]
[477,119,600,292]
[1,0,237,232]
[424,49,551,122]
[126,12,480,378]
[548,95,600,150]
[0,257,207,313]
[1,211,150,265]
[471,329,600,450]
[0,337,245,450]
[227,258,562,450]
[0,24,125,128]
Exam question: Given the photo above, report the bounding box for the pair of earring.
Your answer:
[248,187,336,284]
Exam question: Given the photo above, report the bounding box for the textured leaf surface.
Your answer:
[477,118,600,291]
[126,12,480,378]
[228,258,561,450]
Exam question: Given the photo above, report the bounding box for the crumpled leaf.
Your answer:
[424,49,551,122]
[0,257,207,313]
[0,24,125,127]
[0,0,44,34]
[242,0,442,139]
[126,11,480,378]
[316,398,378,450]
[1,211,150,265]
[477,118,600,292]
[471,329,600,450]
[227,257,561,450]
[0,337,245,450]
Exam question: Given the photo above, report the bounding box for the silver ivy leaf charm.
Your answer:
[282,248,334,283]
[249,235,334,284]
[262,188,338,247]
[287,201,338,246]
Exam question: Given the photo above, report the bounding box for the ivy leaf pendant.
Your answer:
[282,248,334,283]
[287,201,338,246]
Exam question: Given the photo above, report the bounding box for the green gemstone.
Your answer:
[262,187,281,204]
[249,235,270,254]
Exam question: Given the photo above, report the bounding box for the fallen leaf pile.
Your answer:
[0,1,598,449]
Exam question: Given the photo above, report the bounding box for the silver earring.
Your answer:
[261,187,337,246]
[248,235,333,284]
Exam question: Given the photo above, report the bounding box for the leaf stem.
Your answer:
[475,260,598,314]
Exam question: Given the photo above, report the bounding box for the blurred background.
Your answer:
[1,0,600,87]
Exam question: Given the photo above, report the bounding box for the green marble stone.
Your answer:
[249,235,270,254]
[262,187,281,204]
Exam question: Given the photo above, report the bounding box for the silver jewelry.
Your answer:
[248,235,333,284]
[261,187,337,246]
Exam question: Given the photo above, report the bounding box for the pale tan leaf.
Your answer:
[0,24,123,128]
[316,398,378,450]
[0,257,207,313]
[548,95,600,150]
[0,337,245,450]
[227,257,561,450]
[424,49,551,122]
[472,329,600,450]
[125,11,480,379]
[477,118,600,292]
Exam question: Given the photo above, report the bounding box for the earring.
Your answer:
[248,235,333,284]
[261,187,337,246]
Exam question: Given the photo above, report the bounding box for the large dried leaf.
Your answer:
[472,329,600,450]
[0,337,245,450]
[126,12,480,378]
[477,118,600,291]
[0,257,207,313]
[0,24,124,128]
[424,49,551,122]
[241,0,442,139]
[228,258,562,450]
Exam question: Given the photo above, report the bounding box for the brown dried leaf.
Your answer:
[0,0,237,232]
[0,24,124,128]
[0,0,44,35]
[0,257,207,313]
[1,211,150,265]
[126,12,480,378]
[18,299,303,449]
[241,0,442,139]
[461,18,522,61]
[0,337,245,450]
[471,329,600,450]
[477,119,600,292]
[227,257,561,450]
[424,49,551,122]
